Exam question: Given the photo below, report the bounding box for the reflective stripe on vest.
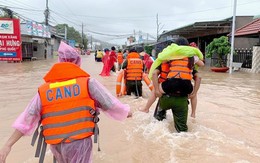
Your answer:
[39,77,96,144]
[126,58,143,80]
[167,57,192,80]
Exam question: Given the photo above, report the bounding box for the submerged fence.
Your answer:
[209,48,253,68]
[233,48,252,68]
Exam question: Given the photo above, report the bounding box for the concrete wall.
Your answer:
[229,16,255,49]
[235,37,259,49]
[31,39,55,60]
[47,45,53,59]
[21,35,58,60]
[32,43,45,60]
[50,39,61,59]
[235,16,254,29]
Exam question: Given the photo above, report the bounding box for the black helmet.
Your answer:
[175,37,189,46]
[135,46,144,53]
[129,47,137,53]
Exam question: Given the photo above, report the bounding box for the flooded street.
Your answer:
[0,55,260,163]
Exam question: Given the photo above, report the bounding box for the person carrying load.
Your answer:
[148,37,204,132]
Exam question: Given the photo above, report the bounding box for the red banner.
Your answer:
[0,18,22,61]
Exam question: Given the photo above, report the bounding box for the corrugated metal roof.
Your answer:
[158,19,232,41]
[235,18,260,36]
[160,20,231,36]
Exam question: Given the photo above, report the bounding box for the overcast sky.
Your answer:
[1,0,259,45]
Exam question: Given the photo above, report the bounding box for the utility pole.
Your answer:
[156,13,164,42]
[133,29,136,42]
[90,35,92,50]
[64,25,67,40]
[138,30,142,43]
[229,0,237,74]
[44,0,49,25]
[82,23,84,49]
[156,13,159,41]
[44,0,49,59]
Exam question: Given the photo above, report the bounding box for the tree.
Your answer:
[55,24,88,49]
[206,36,231,67]
[0,8,18,18]
[144,45,153,55]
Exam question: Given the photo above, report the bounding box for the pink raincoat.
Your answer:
[108,50,117,70]
[12,42,130,163]
[99,51,111,76]
[143,53,154,73]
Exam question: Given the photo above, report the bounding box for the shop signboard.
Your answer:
[68,39,76,47]
[0,18,22,61]
[26,21,51,38]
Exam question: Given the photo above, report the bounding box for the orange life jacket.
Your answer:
[38,62,97,145]
[117,52,123,64]
[127,52,140,59]
[159,62,170,83]
[126,52,143,80]
[167,57,192,80]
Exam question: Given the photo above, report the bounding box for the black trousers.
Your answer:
[126,80,142,97]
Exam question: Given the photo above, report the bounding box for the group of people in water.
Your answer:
[0,37,204,163]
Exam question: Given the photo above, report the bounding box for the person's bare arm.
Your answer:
[152,69,162,97]
[189,72,201,98]
[0,130,24,163]
[196,60,204,67]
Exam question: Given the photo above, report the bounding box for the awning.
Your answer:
[159,19,232,39]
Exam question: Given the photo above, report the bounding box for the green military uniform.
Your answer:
[155,95,189,132]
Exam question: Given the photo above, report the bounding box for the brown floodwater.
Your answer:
[0,55,259,163]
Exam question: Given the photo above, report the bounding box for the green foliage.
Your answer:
[0,12,10,18]
[144,45,153,55]
[55,24,88,49]
[0,8,18,18]
[206,36,231,58]
[206,36,231,67]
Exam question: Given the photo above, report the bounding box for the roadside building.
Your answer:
[232,16,260,73]
[20,21,64,60]
[156,16,257,66]
[50,30,64,58]
[20,21,51,60]
[158,16,255,54]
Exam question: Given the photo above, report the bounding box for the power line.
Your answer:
[50,9,81,26]
[0,5,43,12]
[0,7,43,23]
[44,0,49,25]
[159,0,260,18]
[60,0,76,16]
[49,15,60,25]
[0,0,42,11]
[27,0,260,21]
[85,29,132,37]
